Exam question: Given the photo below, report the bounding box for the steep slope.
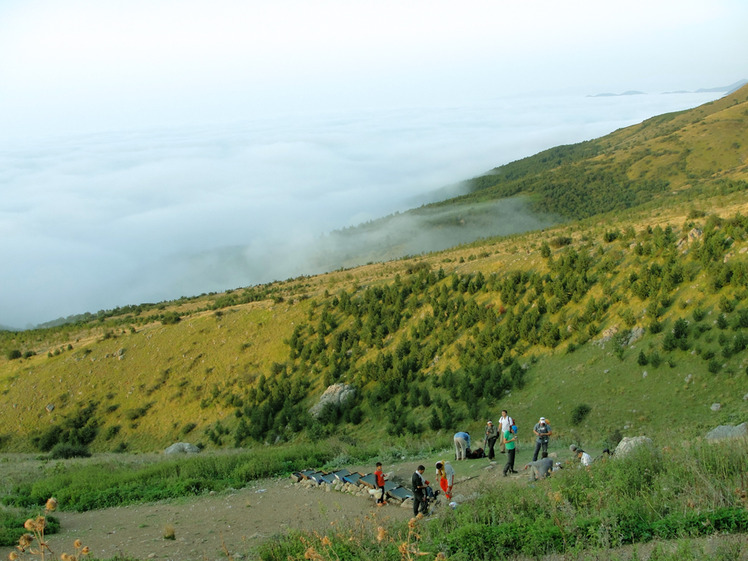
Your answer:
[460,84,748,217]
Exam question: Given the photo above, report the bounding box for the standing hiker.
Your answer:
[503,424,518,476]
[532,417,552,461]
[411,465,429,516]
[375,462,387,506]
[484,420,499,460]
[497,410,514,454]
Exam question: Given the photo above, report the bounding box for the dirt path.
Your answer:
[2,459,508,561]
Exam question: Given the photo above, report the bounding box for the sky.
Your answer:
[1,0,747,328]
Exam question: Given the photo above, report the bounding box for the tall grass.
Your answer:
[254,437,748,560]
[3,443,340,511]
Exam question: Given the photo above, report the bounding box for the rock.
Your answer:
[45,403,55,413]
[309,383,356,418]
[164,442,201,454]
[705,423,748,441]
[627,327,645,346]
[710,403,721,412]
[614,436,653,458]
[595,325,618,345]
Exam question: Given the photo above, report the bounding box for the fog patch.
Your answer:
[0,91,725,328]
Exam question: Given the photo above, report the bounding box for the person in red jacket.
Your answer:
[375,462,387,506]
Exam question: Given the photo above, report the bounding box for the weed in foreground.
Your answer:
[8,497,89,561]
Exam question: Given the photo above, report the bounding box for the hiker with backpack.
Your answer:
[497,410,514,454]
[532,417,552,461]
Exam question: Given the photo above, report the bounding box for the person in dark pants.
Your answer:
[375,462,387,506]
[503,427,518,476]
[532,417,552,461]
[411,465,428,516]
[484,420,498,460]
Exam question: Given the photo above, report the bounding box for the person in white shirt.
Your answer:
[497,410,513,453]
[578,449,592,466]
[570,444,592,467]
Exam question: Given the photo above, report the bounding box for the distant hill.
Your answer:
[1,85,747,454]
[588,90,645,97]
[696,79,748,94]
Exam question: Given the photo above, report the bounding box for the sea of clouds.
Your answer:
[0,91,723,328]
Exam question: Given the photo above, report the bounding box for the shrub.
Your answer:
[550,235,572,248]
[604,230,620,242]
[161,311,181,324]
[49,443,92,459]
[104,425,121,440]
[181,422,197,435]
[571,404,592,425]
[6,349,22,360]
[0,512,60,547]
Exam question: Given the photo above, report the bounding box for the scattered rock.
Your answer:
[163,442,201,455]
[627,327,645,346]
[614,436,653,458]
[595,325,618,345]
[309,383,356,418]
[710,403,722,412]
[705,423,747,441]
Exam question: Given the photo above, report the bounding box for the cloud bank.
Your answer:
[0,91,726,328]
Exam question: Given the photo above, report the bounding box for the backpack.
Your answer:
[510,417,518,434]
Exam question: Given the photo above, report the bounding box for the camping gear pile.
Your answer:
[291,468,414,506]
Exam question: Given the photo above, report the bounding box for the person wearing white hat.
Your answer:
[532,417,552,461]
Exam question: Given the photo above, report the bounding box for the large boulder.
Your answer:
[614,436,653,458]
[309,383,356,418]
[164,442,201,454]
[705,423,747,441]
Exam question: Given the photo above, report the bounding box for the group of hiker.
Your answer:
[375,413,599,516]
[453,412,554,477]
[376,459,456,516]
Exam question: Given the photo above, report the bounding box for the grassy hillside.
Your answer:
[1,88,748,455]
[459,85,748,218]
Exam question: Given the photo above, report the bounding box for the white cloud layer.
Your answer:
[0,0,746,327]
[1,91,728,328]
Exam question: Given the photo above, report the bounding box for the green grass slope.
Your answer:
[1,89,747,455]
[459,84,748,218]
